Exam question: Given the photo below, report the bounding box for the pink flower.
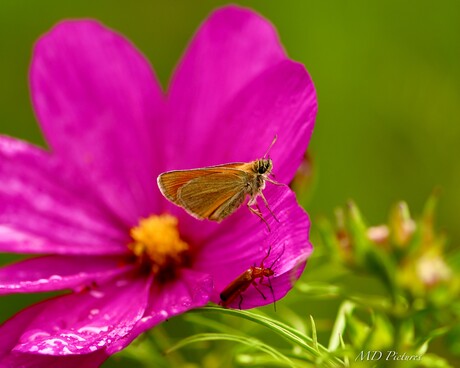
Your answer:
[0,5,316,367]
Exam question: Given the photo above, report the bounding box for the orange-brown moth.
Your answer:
[157,137,280,230]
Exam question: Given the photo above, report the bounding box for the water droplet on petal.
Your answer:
[43,338,68,346]
[77,326,109,334]
[62,346,72,355]
[60,333,86,342]
[39,347,55,354]
[25,330,50,342]
[140,316,152,324]
[115,279,128,287]
[89,290,105,299]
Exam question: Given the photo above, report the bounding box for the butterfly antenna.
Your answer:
[263,135,278,158]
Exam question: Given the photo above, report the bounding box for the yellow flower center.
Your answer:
[129,215,190,282]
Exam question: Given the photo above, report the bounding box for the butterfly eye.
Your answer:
[257,160,270,174]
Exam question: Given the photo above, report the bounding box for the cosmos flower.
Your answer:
[0,5,317,367]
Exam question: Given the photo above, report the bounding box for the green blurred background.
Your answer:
[1,1,459,366]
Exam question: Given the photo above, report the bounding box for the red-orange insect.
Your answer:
[219,245,284,310]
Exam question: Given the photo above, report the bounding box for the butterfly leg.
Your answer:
[247,201,271,232]
[266,176,284,186]
[259,191,280,223]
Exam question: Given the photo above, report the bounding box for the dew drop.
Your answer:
[77,325,109,334]
[62,346,72,355]
[39,347,55,354]
[140,316,152,324]
[115,279,128,287]
[89,290,105,299]
[60,333,86,342]
[43,338,68,346]
[25,330,50,342]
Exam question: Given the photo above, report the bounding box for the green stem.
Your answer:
[191,306,344,367]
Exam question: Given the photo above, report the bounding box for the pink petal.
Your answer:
[0,299,107,367]
[0,255,131,295]
[195,185,312,309]
[1,350,107,368]
[105,269,212,354]
[204,60,317,183]
[164,5,287,169]
[30,20,164,227]
[0,135,128,255]
[2,274,151,356]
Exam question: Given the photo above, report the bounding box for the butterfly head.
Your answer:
[254,159,273,175]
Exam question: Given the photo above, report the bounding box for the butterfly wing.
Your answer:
[177,170,250,221]
[157,163,248,203]
[157,170,203,203]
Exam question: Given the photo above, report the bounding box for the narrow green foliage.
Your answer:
[165,333,294,366]
[328,301,355,351]
[309,315,318,352]
[191,306,345,367]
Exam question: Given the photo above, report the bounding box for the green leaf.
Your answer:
[192,306,344,367]
[417,353,454,368]
[328,301,356,351]
[236,353,306,367]
[389,201,415,248]
[310,315,319,352]
[316,216,342,260]
[165,332,293,366]
[346,201,368,261]
[295,281,341,298]
[183,313,243,335]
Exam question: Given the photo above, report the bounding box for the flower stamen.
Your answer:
[129,215,190,282]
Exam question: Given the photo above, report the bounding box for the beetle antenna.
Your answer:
[260,244,272,267]
[270,243,285,270]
